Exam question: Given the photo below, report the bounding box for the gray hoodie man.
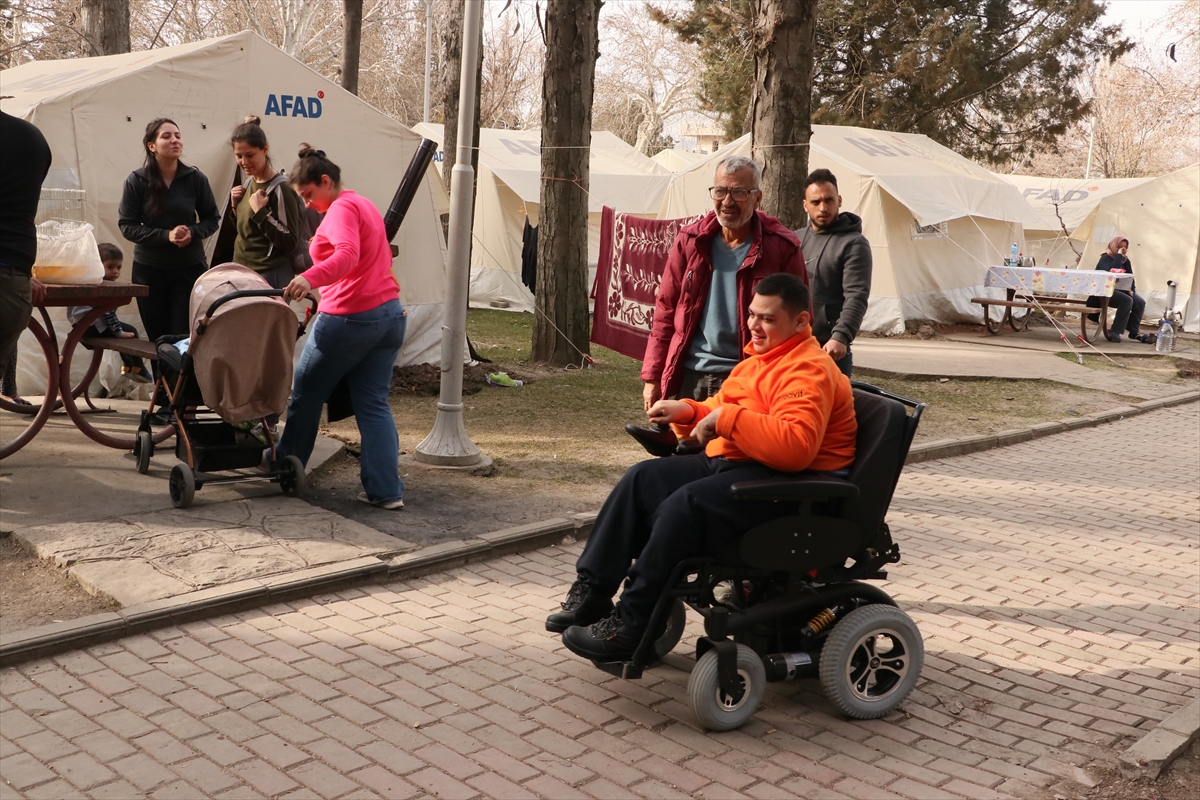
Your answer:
[795,169,872,376]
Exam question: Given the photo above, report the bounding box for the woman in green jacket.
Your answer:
[227,116,307,289]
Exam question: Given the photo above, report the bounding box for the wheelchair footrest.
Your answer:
[592,660,644,680]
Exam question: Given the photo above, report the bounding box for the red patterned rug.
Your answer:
[591,206,704,360]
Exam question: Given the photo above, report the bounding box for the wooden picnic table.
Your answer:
[0,282,173,459]
[971,265,1134,341]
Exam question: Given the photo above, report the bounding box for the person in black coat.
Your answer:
[118,118,219,342]
[1088,235,1152,344]
[0,111,51,368]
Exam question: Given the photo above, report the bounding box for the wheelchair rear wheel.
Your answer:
[819,604,923,719]
[688,643,765,731]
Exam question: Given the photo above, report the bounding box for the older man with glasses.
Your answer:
[640,155,808,411]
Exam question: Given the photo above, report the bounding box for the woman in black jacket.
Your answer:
[1087,235,1152,344]
[118,118,220,342]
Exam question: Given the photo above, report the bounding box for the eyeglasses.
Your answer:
[709,186,758,201]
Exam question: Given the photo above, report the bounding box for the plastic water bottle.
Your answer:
[1010,243,1019,265]
[1155,320,1175,353]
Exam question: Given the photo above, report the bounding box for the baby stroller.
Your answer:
[133,264,317,509]
[608,382,926,731]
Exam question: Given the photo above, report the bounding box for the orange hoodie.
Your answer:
[672,329,856,473]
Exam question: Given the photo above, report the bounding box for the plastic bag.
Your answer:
[32,221,104,284]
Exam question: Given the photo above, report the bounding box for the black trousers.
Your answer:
[1087,289,1146,337]
[132,261,207,343]
[576,453,791,631]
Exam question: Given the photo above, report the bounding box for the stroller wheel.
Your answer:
[135,430,154,474]
[819,604,923,719]
[687,643,765,731]
[652,598,687,661]
[169,464,196,508]
[279,455,305,497]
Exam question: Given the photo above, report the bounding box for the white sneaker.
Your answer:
[357,491,404,510]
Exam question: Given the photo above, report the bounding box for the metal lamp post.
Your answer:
[414,0,485,467]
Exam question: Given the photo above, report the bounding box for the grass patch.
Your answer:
[1055,353,1199,385]
[321,309,1151,486]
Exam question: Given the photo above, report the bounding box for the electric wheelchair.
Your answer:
[603,382,926,731]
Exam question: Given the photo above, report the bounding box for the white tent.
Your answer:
[651,148,705,172]
[659,127,1044,333]
[1072,164,1200,329]
[999,175,1155,269]
[415,123,672,313]
[1,31,449,393]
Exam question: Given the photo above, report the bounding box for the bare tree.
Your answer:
[593,3,700,153]
[479,4,543,129]
[341,0,362,93]
[532,0,601,366]
[750,0,817,230]
[1012,25,1198,179]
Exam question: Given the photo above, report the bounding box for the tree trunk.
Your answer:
[440,1,464,199]
[751,0,817,230]
[100,0,130,54]
[532,0,601,365]
[341,0,363,95]
[82,0,101,56]
[440,4,483,233]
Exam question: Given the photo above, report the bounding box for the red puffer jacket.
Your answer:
[640,210,808,399]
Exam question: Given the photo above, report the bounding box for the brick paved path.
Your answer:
[2,406,1197,800]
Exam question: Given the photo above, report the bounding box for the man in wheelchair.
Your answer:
[549,273,857,661]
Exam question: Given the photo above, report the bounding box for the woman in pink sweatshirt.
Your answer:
[281,145,406,510]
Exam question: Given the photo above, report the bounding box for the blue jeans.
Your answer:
[279,300,406,503]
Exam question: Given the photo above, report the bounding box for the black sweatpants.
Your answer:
[132,261,207,343]
[576,453,792,632]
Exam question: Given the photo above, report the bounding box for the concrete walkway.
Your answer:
[1,405,1196,799]
[0,408,399,608]
[854,335,1192,399]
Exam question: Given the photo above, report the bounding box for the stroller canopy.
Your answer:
[188,264,298,423]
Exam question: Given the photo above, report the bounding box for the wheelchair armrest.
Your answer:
[730,476,859,503]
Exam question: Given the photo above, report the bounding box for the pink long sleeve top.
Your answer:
[300,190,399,315]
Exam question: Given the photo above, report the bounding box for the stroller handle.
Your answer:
[197,290,319,338]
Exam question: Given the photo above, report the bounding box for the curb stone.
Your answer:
[905,389,1198,464]
[1120,697,1200,779]
[0,514,595,667]
[2,392,1196,667]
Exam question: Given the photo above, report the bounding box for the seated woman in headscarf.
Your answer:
[1087,236,1152,344]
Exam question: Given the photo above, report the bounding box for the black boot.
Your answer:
[546,577,614,633]
[562,611,643,661]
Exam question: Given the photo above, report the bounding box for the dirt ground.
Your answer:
[0,533,118,636]
[1083,738,1199,800]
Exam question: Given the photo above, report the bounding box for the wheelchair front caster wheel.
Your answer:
[819,604,923,719]
[278,454,305,497]
[135,430,153,474]
[652,599,687,661]
[688,643,765,731]
[169,464,196,508]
